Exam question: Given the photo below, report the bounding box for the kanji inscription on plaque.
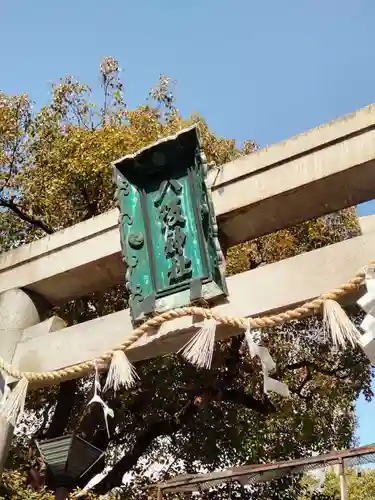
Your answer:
[113,125,227,324]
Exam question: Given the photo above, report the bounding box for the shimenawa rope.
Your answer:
[0,263,370,384]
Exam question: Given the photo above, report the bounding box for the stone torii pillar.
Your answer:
[0,289,42,475]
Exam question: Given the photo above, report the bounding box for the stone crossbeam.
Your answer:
[11,231,374,386]
[2,104,375,304]
[359,214,375,234]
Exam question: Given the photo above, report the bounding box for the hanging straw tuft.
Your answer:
[178,318,217,369]
[0,377,28,426]
[323,299,361,349]
[104,350,138,393]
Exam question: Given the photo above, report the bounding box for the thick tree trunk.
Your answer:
[55,487,69,500]
[92,401,197,495]
[91,388,274,496]
[44,380,77,439]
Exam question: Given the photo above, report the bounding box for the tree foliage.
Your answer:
[302,468,375,499]
[0,58,372,499]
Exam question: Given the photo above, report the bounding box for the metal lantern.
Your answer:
[112,125,228,324]
[35,434,104,491]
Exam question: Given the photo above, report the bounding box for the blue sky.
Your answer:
[1,0,375,447]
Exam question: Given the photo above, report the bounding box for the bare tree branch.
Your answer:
[92,400,197,495]
[0,196,53,234]
[219,388,275,414]
[90,386,274,496]
[279,360,358,380]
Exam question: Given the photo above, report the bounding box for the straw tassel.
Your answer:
[104,350,138,392]
[323,299,361,349]
[0,377,28,426]
[178,318,217,369]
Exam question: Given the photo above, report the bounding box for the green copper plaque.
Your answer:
[112,125,227,324]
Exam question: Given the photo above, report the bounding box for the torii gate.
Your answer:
[1,104,375,478]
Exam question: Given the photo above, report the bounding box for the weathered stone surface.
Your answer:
[2,104,375,304]
[12,232,373,386]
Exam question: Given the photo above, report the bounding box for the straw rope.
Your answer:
[0,262,371,384]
